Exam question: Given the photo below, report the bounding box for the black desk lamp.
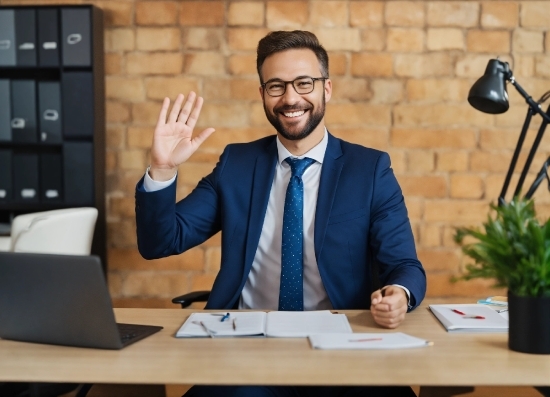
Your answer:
[468,59,550,205]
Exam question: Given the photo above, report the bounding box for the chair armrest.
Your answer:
[172,291,211,308]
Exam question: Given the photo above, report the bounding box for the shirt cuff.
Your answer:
[389,284,412,310]
[143,166,177,192]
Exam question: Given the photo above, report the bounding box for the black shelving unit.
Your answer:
[0,5,106,271]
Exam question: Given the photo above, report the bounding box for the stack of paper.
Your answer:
[429,304,508,333]
[309,332,432,350]
[176,310,352,338]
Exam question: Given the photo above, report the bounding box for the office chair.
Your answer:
[0,207,98,397]
[0,207,98,255]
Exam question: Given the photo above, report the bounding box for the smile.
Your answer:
[283,110,306,118]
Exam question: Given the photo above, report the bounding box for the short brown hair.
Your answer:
[256,30,329,82]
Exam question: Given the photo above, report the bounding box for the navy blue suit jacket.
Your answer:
[135,132,426,310]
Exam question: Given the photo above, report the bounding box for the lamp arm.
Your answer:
[512,103,550,199]
[524,156,550,199]
[498,106,534,206]
[510,78,550,124]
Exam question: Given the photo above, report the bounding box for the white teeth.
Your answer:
[283,110,305,118]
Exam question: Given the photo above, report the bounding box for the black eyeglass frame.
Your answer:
[260,76,328,97]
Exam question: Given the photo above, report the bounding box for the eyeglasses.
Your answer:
[261,76,328,97]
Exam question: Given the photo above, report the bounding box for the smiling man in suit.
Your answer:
[136,30,425,397]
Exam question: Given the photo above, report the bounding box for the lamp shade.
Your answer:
[468,59,510,114]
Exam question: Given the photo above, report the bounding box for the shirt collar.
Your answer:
[276,128,328,165]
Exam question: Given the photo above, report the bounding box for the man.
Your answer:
[136,31,425,397]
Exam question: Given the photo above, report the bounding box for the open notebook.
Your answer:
[176,310,352,338]
[429,304,508,333]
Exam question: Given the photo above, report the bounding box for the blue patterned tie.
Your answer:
[279,157,316,311]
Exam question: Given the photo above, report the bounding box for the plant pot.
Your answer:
[508,291,550,354]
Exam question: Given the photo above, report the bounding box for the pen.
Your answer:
[452,309,466,315]
[463,315,485,319]
[348,338,383,342]
[232,318,237,331]
[220,313,230,322]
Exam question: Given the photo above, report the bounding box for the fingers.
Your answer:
[168,93,185,124]
[193,127,216,147]
[178,92,197,125]
[156,97,171,128]
[370,289,384,305]
[370,287,408,329]
[183,95,203,130]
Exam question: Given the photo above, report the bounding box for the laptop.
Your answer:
[0,252,163,349]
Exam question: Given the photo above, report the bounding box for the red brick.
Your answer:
[351,53,393,77]
[106,101,131,124]
[370,80,403,104]
[407,150,434,173]
[227,28,271,51]
[466,30,510,53]
[184,52,225,75]
[436,151,469,172]
[228,54,257,76]
[330,77,371,102]
[427,2,479,27]
[481,2,519,28]
[520,2,550,28]
[313,28,361,51]
[136,1,179,26]
[350,1,384,28]
[325,104,391,126]
[185,28,223,50]
[144,77,200,101]
[406,79,470,102]
[361,29,386,51]
[136,28,181,51]
[393,105,494,128]
[398,175,447,198]
[310,1,348,27]
[266,1,308,28]
[385,1,425,27]
[395,53,453,77]
[95,1,133,27]
[179,1,224,26]
[450,174,484,199]
[424,200,491,222]
[228,2,264,26]
[426,28,464,51]
[126,53,184,75]
[387,28,424,52]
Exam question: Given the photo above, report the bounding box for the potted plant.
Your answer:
[454,197,550,354]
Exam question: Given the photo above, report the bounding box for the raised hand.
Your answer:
[149,92,215,181]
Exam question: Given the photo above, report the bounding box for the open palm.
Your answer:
[151,92,215,178]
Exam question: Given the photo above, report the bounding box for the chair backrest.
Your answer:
[10,207,98,255]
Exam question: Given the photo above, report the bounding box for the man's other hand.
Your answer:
[370,286,408,329]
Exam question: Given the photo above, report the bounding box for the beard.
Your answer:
[263,93,325,141]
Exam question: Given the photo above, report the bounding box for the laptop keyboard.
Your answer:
[117,323,162,346]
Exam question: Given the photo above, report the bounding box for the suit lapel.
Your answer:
[243,138,278,278]
[314,132,344,259]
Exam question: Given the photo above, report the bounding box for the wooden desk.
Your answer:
[0,304,549,388]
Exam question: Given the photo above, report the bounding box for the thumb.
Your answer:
[371,289,384,305]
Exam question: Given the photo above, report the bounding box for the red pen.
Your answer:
[463,315,485,319]
[452,309,466,315]
[348,338,383,342]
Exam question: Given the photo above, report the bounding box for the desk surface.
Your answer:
[1,303,549,387]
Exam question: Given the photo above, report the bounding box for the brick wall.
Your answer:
[3,0,550,307]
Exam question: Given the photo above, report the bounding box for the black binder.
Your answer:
[0,150,12,202]
[63,142,94,205]
[38,81,62,144]
[15,9,37,67]
[61,8,91,67]
[0,79,11,142]
[0,9,16,66]
[13,152,39,203]
[38,8,59,67]
[11,80,37,143]
[40,152,63,202]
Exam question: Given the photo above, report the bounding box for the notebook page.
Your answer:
[176,312,267,337]
[265,311,352,337]
[309,332,432,350]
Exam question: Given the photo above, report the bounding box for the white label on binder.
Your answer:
[21,189,36,198]
[18,42,34,50]
[41,132,47,141]
[11,118,25,129]
[0,190,6,198]
[43,110,58,121]
[45,190,59,198]
[43,41,57,50]
[0,40,11,50]
[67,34,82,45]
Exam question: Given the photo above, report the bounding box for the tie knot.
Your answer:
[285,157,315,178]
